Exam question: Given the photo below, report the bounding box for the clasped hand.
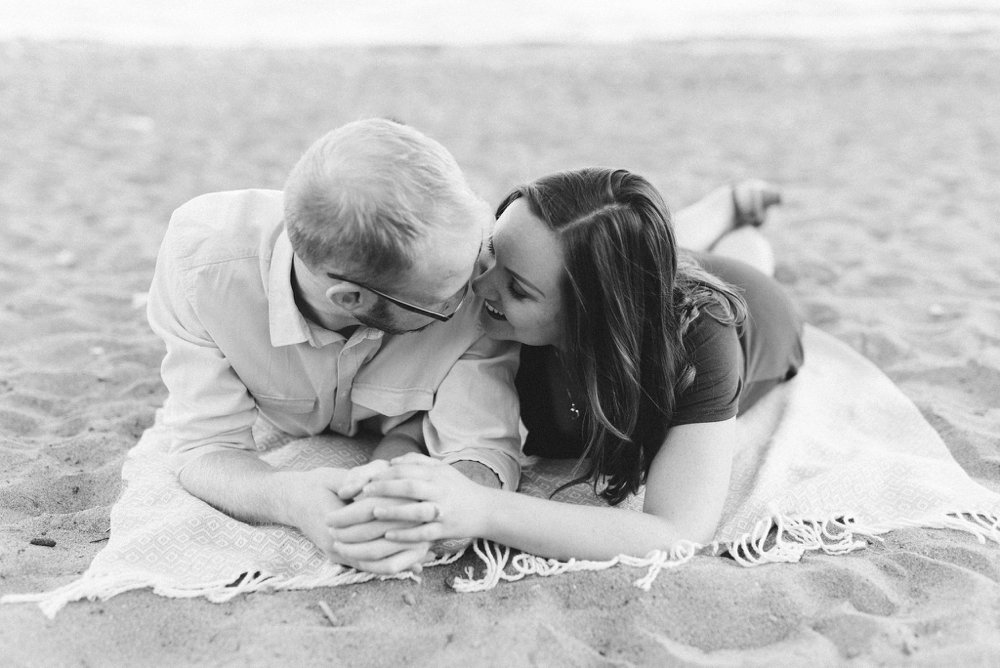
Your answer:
[326,453,486,573]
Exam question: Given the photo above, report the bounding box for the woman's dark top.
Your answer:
[517,253,805,458]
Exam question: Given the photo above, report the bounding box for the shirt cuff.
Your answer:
[439,448,521,491]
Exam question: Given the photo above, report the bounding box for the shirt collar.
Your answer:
[267,229,346,348]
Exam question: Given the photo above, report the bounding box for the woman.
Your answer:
[336,170,803,562]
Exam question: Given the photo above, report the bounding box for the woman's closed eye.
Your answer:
[508,280,529,300]
[489,236,530,300]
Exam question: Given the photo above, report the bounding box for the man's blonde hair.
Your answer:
[284,118,487,288]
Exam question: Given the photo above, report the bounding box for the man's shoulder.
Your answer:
[365,296,511,380]
[165,189,285,266]
[174,188,283,218]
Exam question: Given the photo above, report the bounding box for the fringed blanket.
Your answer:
[6,325,1000,617]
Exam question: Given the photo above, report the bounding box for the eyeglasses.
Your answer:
[326,233,484,322]
[326,271,472,322]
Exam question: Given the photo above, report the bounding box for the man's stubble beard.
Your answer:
[354,300,432,336]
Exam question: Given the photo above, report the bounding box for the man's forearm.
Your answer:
[177,449,307,526]
[178,449,428,570]
[371,433,423,462]
[371,414,426,462]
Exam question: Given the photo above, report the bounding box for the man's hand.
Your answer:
[282,463,430,574]
[353,453,495,555]
[346,455,501,554]
[277,466,351,559]
[177,450,425,573]
[326,496,434,573]
[331,459,500,560]
[336,459,391,500]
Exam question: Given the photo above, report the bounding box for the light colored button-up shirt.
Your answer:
[147,189,522,488]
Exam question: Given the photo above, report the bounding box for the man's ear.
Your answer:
[325,282,368,313]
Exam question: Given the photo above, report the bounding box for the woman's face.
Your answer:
[472,198,565,347]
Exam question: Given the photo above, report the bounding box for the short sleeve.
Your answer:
[146,228,258,473]
[671,313,744,426]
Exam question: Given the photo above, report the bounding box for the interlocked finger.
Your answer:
[358,544,433,575]
[333,537,414,563]
[385,523,443,543]
[364,478,436,501]
[332,519,418,544]
[373,501,441,523]
[326,497,378,528]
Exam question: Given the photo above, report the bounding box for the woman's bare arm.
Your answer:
[330,418,737,561]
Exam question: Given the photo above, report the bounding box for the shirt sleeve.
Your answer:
[671,313,743,426]
[146,230,259,474]
[421,335,523,490]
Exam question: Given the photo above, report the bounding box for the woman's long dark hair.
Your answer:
[497,168,747,505]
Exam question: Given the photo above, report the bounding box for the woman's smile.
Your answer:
[484,301,507,321]
[471,198,565,347]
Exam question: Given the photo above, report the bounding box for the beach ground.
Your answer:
[1,39,999,666]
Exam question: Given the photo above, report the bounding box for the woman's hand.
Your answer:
[299,460,440,575]
[335,459,391,501]
[362,453,491,544]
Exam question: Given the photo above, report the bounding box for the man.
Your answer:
[147,118,521,574]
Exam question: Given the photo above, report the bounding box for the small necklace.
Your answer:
[549,347,582,421]
[564,384,581,421]
[553,349,581,421]
[563,383,580,420]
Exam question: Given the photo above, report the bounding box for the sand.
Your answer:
[1,38,998,666]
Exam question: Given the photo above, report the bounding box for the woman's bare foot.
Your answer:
[731,179,782,229]
[672,180,783,252]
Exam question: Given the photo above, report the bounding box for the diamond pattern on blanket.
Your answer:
[6,325,1000,617]
[77,419,615,599]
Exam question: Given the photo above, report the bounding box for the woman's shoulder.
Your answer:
[673,309,743,426]
[683,306,741,355]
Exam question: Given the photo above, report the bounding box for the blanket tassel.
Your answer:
[8,512,1000,616]
[451,539,700,593]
